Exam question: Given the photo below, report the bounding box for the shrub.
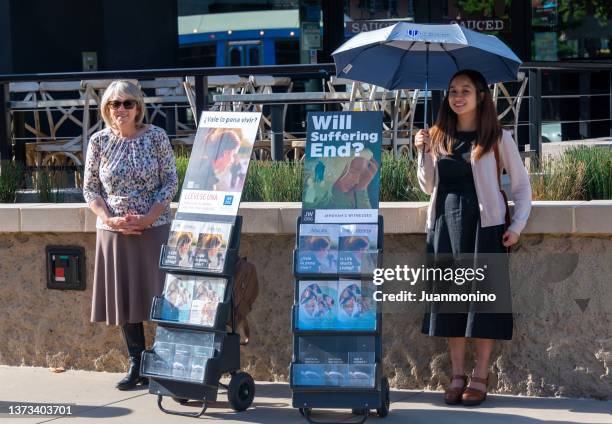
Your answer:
[563,146,612,200]
[173,152,190,202]
[380,151,429,202]
[530,155,586,201]
[243,160,303,202]
[0,160,24,203]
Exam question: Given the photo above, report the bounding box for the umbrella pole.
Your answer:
[420,43,430,166]
[424,42,429,129]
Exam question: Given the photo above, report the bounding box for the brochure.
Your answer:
[192,222,233,272]
[297,281,338,330]
[163,220,200,267]
[337,280,376,330]
[160,274,227,326]
[189,278,227,326]
[338,224,378,273]
[297,224,339,274]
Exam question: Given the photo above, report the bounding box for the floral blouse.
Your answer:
[83,125,178,231]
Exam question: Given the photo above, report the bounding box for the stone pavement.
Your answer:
[0,366,610,424]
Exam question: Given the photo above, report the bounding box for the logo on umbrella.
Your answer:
[406,29,419,37]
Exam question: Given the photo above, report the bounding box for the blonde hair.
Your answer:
[100,80,146,129]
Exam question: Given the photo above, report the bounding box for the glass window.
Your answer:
[531,1,612,60]
[344,0,415,38]
[178,43,217,67]
[344,0,409,20]
[248,46,260,66]
[442,1,513,50]
[275,39,300,65]
[229,47,242,66]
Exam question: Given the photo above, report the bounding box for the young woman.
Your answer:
[415,70,531,405]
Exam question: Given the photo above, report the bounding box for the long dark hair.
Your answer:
[429,69,501,160]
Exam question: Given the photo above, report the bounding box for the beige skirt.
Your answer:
[91,224,169,325]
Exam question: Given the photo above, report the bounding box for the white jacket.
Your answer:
[417,129,532,235]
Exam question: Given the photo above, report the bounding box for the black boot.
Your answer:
[116,322,148,390]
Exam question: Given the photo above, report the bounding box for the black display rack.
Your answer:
[141,216,255,418]
[290,215,389,424]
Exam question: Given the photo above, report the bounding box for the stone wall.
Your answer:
[0,202,610,399]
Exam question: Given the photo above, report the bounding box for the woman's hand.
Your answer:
[123,214,155,231]
[415,128,430,151]
[502,230,519,247]
[103,216,143,235]
[103,216,129,230]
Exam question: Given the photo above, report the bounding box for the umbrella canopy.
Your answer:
[332,22,522,91]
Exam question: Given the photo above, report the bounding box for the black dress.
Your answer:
[421,131,513,340]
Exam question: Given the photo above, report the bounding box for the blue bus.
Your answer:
[178,9,302,67]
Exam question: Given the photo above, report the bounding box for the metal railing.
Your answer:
[1,61,610,169]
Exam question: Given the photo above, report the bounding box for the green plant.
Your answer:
[167,146,612,204]
[530,154,586,201]
[380,151,429,202]
[243,160,303,202]
[173,152,190,202]
[0,161,24,203]
[531,147,612,201]
[563,146,612,200]
[36,170,54,202]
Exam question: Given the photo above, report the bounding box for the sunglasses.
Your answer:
[108,100,137,110]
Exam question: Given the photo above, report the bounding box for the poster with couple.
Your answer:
[301,111,382,224]
[177,111,261,221]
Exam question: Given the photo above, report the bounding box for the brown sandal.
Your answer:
[444,375,467,405]
[462,375,488,406]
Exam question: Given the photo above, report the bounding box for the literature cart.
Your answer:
[291,215,389,423]
[140,215,255,418]
[139,110,260,417]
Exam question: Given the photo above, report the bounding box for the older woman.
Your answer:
[83,80,178,390]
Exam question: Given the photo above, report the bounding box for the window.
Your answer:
[532,0,612,60]
[178,43,216,67]
[275,39,300,65]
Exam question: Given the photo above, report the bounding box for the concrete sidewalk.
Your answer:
[0,366,610,424]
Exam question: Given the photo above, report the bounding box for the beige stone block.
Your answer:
[83,207,97,232]
[380,202,428,233]
[278,202,302,234]
[20,204,86,232]
[238,202,281,234]
[521,201,577,234]
[0,205,21,232]
[574,200,612,234]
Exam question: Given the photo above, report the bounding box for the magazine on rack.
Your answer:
[189,278,227,326]
[297,281,338,330]
[160,274,227,326]
[163,220,232,271]
[337,280,377,330]
[297,224,339,274]
[192,222,233,272]
[338,224,378,273]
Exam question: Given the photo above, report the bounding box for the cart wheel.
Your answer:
[172,397,189,405]
[377,377,390,417]
[299,407,311,416]
[227,372,255,412]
